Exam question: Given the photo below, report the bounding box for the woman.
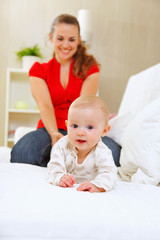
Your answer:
[11,14,121,167]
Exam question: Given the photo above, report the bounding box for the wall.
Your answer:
[0,0,160,145]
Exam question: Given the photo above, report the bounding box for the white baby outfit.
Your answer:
[48,135,117,191]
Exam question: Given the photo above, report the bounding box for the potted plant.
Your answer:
[16,44,43,70]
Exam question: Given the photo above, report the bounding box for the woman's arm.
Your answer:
[29,76,63,146]
[80,72,100,96]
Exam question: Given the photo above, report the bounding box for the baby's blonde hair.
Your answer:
[69,95,109,124]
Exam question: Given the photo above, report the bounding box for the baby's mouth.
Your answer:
[76,139,86,144]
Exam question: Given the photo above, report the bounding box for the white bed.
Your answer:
[0,63,160,239]
[0,163,160,240]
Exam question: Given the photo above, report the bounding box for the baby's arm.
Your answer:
[59,174,76,188]
[77,150,117,193]
[47,140,67,186]
[90,150,117,192]
[48,138,76,188]
[77,181,105,193]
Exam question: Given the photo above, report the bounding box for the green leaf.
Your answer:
[16,44,43,60]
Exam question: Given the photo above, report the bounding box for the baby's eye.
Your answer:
[71,124,78,128]
[57,37,63,41]
[87,125,93,130]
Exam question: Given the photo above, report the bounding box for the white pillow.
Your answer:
[108,63,160,146]
[118,63,160,117]
[118,97,160,185]
[107,112,133,145]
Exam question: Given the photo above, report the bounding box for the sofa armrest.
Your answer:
[14,127,36,144]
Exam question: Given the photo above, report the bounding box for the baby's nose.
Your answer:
[77,128,85,136]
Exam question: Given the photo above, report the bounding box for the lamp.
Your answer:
[77,9,92,45]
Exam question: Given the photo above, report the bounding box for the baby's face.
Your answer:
[67,106,108,154]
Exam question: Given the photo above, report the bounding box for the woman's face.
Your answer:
[50,23,80,64]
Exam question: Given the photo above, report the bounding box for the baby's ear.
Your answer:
[102,125,111,137]
[65,120,68,128]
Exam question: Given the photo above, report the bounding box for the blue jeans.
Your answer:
[11,128,121,167]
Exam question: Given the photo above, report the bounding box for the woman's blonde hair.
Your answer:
[69,95,109,124]
[50,14,100,78]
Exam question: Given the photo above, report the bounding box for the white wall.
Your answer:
[0,0,160,145]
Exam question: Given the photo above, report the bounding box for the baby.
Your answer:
[47,95,117,192]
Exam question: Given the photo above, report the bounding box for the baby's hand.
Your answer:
[77,181,105,193]
[59,174,76,188]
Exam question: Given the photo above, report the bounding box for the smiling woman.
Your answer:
[11,13,121,168]
[49,22,80,89]
[49,23,80,65]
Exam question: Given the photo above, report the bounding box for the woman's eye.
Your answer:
[72,124,78,128]
[70,38,75,42]
[87,125,93,130]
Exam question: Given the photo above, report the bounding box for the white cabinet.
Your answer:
[5,68,40,147]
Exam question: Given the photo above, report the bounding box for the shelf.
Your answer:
[7,138,14,142]
[9,109,40,114]
[5,68,40,147]
[7,68,28,73]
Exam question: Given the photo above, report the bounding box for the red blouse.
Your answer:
[29,57,99,130]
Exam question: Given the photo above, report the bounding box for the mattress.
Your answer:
[0,163,160,240]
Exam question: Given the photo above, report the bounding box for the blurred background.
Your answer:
[0,0,160,145]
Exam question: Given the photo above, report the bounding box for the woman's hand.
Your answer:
[59,174,76,188]
[51,131,64,146]
[77,181,105,193]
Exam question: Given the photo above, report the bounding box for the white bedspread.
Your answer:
[0,163,160,240]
